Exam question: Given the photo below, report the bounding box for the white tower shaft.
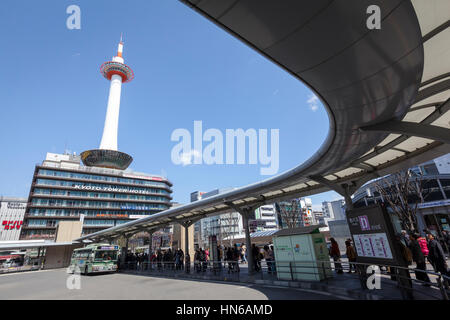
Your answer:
[99,74,123,150]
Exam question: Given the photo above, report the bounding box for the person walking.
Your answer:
[185,252,190,273]
[174,249,181,270]
[345,240,357,273]
[409,233,431,286]
[251,244,262,272]
[156,249,162,271]
[201,249,207,272]
[179,249,184,270]
[329,238,343,274]
[232,244,240,273]
[427,233,449,285]
[442,230,450,255]
[417,234,430,264]
[400,230,411,247]
[226,247,233,273]
[263,245,274,274]
[194,249,200,273]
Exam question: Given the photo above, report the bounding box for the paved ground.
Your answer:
[0,268,348,300]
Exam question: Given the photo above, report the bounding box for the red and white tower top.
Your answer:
[100,35,134,83]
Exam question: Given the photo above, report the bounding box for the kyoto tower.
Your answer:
[81,36,134,170]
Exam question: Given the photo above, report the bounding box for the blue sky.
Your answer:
[0,0,342,208]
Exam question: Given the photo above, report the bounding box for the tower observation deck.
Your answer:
[81,37,134,170]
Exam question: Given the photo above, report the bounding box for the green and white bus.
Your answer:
[68,243,120,275]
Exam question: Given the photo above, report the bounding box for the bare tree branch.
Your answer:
[374,170,425,234]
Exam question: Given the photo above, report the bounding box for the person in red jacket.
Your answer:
[417,234,431,265]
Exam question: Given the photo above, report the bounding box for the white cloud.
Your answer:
[179,149,201,166]
[307,94,320,111]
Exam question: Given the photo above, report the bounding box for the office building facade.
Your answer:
[0,197,27,241]
[20,153,172,240]
[275,197,315,228]
[322,199,346,223]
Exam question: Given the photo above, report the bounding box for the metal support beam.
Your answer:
[224,201,263,276]
[309,175,358,211]
[120,236,129,265]
[309,175,355,198]
[147,229,155,265]
[360,120,450,145]
[177,218,200,267]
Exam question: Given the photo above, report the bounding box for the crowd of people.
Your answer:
[120,248,186,271]
[399,230,449,286]
[118,243,277,274]
[329,230,450,288]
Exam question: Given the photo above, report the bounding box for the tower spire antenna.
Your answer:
[120,32,124,43]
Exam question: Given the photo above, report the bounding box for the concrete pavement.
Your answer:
[0,268,346,300]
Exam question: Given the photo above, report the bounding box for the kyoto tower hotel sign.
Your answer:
[81,37,135,170]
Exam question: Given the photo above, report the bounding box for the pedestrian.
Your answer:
[174,249,181,270]
[442,230,450,254]
[194,249,200,273]
[150,251,157,270]
[409,233,431,286]
[156,249,162,270]
[232,244,240,273]
[185,252,190,273]
[427,233,449,280]
[263,245,274,274]
[329,238,343,274]
[242,244,247,263]
[226,247,233,273]
[252,244,261,272]
[200,249,207,272]
[345,240,357,273]
[179,249,184,270]
[400,230,411,247]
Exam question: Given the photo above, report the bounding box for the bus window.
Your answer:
[94,251,117,261]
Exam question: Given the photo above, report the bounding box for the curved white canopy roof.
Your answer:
[77,0,450,241]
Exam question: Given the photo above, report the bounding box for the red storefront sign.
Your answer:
[2,220,23,230]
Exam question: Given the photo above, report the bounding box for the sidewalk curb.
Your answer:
[121,270,384,300]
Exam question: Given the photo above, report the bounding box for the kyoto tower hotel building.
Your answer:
[20,39,173,240]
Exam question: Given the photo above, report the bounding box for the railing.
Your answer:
[118,258,450,300]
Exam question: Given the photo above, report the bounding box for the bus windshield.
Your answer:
[94,250,117,261]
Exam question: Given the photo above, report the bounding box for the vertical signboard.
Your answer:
[346,204,402,266]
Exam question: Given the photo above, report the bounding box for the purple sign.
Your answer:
[359,215,370,231]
